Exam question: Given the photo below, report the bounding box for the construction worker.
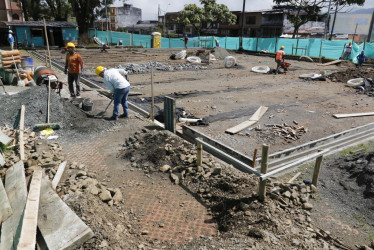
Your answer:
[96,66,130,121]
[64,42,84,98]
[7,30,14,50]
[275,46,285,74]
[341,42,353,60]
[357,50,366,67]
[215,38,220,47]
[184,35,189,49]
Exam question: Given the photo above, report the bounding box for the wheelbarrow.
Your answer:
[280,62,291,71]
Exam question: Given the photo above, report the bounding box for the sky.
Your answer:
[125,0,374,21]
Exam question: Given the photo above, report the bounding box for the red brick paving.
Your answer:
[63,121,218,245]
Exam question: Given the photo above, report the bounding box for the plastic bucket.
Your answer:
[82,98,94,111]
[21,57,34,71]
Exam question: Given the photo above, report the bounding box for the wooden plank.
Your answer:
[17,169,43,250]
[19,105,25,161]
[317,59,342,66]
[333,112,374,119]
[0,130,12,145]
[38,177,94,249]
[0,161,27,250]
[225,106,268,135]
[51,161,67,189]
[0,178,12,223]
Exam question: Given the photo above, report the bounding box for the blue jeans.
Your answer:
[113,86,130,118]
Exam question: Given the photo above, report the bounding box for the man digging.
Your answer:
[96,66,131,121]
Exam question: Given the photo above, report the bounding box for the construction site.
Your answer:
[1,44,374,249]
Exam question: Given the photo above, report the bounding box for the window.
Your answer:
[111,9,115,14]
[221,29,229,35]
[185,27,191,33]
[12,14,19,20]
[30,28,43,37]
[246,16,256,25]
[110,16,115,22]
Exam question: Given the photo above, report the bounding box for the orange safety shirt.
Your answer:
[275,50,285,60]
[65,52,84,73]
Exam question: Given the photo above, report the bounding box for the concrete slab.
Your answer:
[38,177,94,250]
[0,130,12,146]
[0,178,12,223]
[0,161,27,250]
[51,161,67,189]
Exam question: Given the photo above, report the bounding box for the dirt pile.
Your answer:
[0,86,118,143]
[211,47,231,60]
[119,130,358,249]
[329,66,374,83]
[118,61,207,74]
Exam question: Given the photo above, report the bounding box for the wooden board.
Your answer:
[17,169,43,249]
[0,161,27,250]
[0,130,12,145]
[52,161,67,189]
[0,178,12,223]
[38,177,94,249]
[317,59,342,66]
[333,112,374,119]
[225,106,268,135]
[19,105,25,161]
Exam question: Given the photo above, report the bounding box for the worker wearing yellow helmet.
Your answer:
[96,66,131,121]
[341,41,353,61]
[275,46,285,74]
[65,42,84,97]
[215,38,220,47]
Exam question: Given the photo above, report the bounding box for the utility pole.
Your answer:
[329,3,338,40]
[368,9,374,42]
[323,0,332,40]
[239,0,246,50]
[105,0,109,45]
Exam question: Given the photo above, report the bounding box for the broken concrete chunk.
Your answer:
[160,164,171,172]
[113,189,123,203]
[99,189,112,202]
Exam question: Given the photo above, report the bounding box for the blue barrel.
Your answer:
[21,57,34,71]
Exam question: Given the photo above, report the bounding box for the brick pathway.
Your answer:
[63,119,217,245]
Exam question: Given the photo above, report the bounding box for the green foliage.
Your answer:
[177,0,236,35]
[339,143,372,156]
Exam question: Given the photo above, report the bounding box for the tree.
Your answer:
[177,0,237,35]
[43,0,72,21]
[69,0,113,35]
[273,0,365,38]
[20,0,49,21]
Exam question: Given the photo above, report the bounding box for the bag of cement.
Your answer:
[186,56,201,64]
[224,56,236,68]
[175,50,186,60]
[209,54,216,61]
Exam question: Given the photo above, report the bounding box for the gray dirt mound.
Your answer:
[0,86,118,142]
[211,47,231,60]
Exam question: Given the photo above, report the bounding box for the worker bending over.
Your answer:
[341,42,353,60]
[96,66,131,121]
[275,46,285,74]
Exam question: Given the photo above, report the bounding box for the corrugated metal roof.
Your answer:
[2,21,78,28]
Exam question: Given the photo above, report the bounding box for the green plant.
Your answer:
[340,144,373,156]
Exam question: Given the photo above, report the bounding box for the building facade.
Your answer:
[0,0,24,22]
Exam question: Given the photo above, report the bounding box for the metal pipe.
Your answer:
[323,0,333,40]
[239,0,246,50]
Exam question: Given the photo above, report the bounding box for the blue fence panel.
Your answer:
[107,31,131,45]
[63,28,78,41]
[364,42,374,59]
[224,37,239,50]
[242,37,257,51]
[169,38,185,48]
[132,34,152,48]
[257,38,276,53]
[320,40,348,60]
[31,37,44,47]
[161,37,170,48]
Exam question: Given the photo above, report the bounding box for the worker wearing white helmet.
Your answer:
[7,30,14,50]
[65,42,84,97]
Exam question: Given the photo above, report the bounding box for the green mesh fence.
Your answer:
[89,30,373,62]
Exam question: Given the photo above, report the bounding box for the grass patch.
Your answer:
[339,144,373,156]
[355,214,374,241]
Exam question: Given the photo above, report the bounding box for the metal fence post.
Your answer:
[164,96,176,133]
[197,138,203,166]
[258,144,269,201]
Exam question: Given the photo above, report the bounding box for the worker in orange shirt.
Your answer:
[65,42,84,97]
[275,46,285,74]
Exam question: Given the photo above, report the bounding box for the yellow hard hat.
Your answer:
[95,66,104,76]
[281,46,285,49]
[349,42,352,45]
[66,42,75,48]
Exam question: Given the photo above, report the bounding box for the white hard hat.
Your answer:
[8,30,12,33]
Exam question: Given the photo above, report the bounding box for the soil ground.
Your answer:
[1,47,374,249]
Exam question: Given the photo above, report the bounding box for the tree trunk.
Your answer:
[20,0,29,21]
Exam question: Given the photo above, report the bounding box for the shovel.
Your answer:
[11,55,24,86]
[96,98,113,117]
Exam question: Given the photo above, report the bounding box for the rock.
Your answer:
[113,189,123,203]
[291,192,299,200]
[141,230,149,235]
[248,227,265,239]
[88,185,99,195]
[212,167,222,175]
[99,189,112,202]
[76,171,87,177]
[87,172,96,178]
[292,239,300,246]
[170,173,180,184]
[302,203,313,210]
[160,164,171,172]
[99,240,108,247]
[283,191,291,198]
[239,202,250,211]
[310,184,318,193]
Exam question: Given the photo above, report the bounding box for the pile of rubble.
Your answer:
[118,61,207,74]
[120,129,357,249]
